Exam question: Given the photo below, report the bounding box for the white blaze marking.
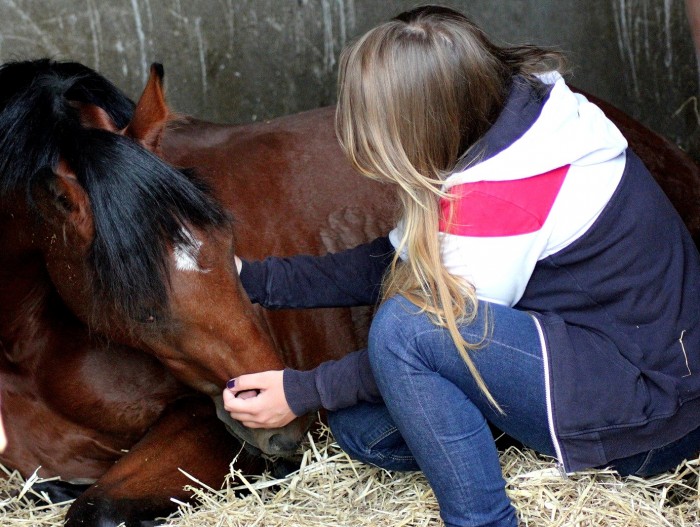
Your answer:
[174,228,207,273]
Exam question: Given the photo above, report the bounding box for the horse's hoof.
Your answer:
[64,494,169,527]
[23,480,90,505]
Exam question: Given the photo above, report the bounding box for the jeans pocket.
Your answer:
[613,425,700,477]
[635,426,700,477]
[609,450,650,477]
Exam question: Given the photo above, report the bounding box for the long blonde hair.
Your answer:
[335,5,565,410]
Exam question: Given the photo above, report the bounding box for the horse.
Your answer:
[0,59,698,527]
[0,59,322,526]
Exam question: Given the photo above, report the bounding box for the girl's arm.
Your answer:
[224,349,380,428]
[239,236,395,309]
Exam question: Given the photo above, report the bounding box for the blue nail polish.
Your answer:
[226,379,236,389]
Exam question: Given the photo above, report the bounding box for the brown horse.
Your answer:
[0,60,318,526]
[0,59,698,527]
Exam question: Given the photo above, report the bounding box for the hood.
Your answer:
[445,72,628,189]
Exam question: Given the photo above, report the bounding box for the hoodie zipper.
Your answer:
[532,315,568,477]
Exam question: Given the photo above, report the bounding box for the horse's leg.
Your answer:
[64,395,263,527]
[31,481,91,504]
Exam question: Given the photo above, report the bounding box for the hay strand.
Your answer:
[0,424,697,526]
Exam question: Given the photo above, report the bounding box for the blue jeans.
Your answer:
[329,295,553,527]
[327,295,700,527]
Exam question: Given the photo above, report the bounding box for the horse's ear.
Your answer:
[34,161,94,243]
[69,101,120,132]
[124,63,169,153]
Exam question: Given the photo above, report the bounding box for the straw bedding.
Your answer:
[0,424,697,527]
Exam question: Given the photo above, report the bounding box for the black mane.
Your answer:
[0,59,228,322]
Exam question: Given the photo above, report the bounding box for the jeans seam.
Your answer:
[402,353,489,507]
[366,426,415,462]
[366,426,397,449]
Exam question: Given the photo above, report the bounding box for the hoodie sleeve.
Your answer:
[282,349,381,416]
[239,236,395,309]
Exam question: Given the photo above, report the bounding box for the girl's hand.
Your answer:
[223,370,296,429]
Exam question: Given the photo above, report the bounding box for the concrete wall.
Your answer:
[0,0,698,160]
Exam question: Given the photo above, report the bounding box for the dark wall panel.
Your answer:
[0,0,697,158]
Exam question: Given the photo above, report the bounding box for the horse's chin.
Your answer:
[211,395,301,458]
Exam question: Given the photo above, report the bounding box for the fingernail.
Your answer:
[226,378,236,389]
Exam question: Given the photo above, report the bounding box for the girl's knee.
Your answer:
[368,295,440,375]
[370,296,420,354]
[369,296,413,341]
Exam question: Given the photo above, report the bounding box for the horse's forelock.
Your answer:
[69,129,229,325]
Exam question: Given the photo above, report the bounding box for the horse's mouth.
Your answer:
[212,395,300,458]
[221,421,263,457]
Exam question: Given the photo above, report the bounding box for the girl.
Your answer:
[223,5,700,526]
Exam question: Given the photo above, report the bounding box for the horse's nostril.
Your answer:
[268,433,299,454]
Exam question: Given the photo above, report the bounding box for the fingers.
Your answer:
[227,371,273,393]
[222,389,266,427]
[222,370,295,429]
[224,392,291,429]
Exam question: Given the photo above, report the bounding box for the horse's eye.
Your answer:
[144,315,156,324]
[57,193,73,212]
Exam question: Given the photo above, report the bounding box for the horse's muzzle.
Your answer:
[212,395,307,457]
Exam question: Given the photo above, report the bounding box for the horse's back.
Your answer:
[164,107,396,258]
[165,100,700,251]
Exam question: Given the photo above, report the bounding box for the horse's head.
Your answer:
[0,60,310,456]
